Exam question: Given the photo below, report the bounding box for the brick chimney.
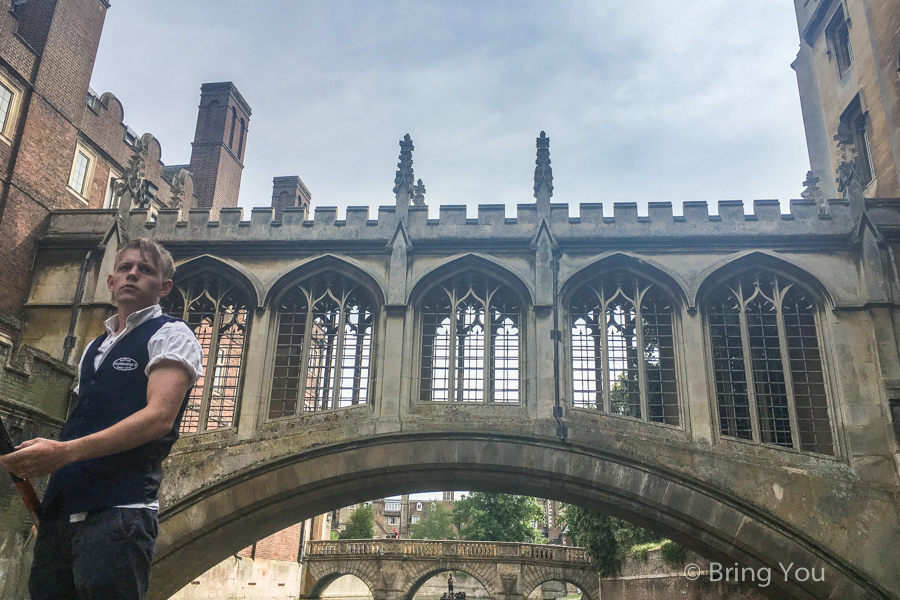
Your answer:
[188,82,251,218]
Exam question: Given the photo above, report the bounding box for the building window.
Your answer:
[229,107,237,148]
[237,118,246,159]
[0,83,13,135]
[420,271,521,403]
[706,271,833,455]
[826,7,853,78]
[569,270,679,425]
[411,515,420,524]
[162,272,251,434]
[269,272,375,419]
[386,516,400,526]
[0,73,21,143]
[841,96,875,187]
[104,170,121,209]
[67,144,96,200]
[385,501,402,512]
[416,502,423,512]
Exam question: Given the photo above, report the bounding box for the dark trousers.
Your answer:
[29,505,158,600]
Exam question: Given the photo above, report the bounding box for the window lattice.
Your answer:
[707,272,833,455]
[162,273,250,435]
[270,273,374,418]
[570,271,679,425]
[420,271,520,403]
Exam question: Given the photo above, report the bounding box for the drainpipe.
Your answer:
[888,246,900,302]
[62,249,96,364]
[551,252,567,441]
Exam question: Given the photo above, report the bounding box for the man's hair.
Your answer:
[115,238,176,280]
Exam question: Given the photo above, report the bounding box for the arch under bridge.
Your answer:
[22,157,900,600]
[300,539,598,600]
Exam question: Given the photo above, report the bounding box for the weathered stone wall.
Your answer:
[168,556,301,600]
[601,549,769,600]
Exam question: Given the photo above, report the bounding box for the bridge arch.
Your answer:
[304,567,378,599]
[520,569,596,600]
[152,433,888,600]
[403,566,495,600]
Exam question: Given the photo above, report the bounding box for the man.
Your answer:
[0,238,203,600]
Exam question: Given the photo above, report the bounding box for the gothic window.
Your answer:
[826,6,853,78]
[420,271,520,403]
[841,96,874,187]
[570,271,679,425]
[269,272,374,418]
[707,272,833,455]
[162,272,251,434]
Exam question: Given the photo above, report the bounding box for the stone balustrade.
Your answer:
[306,539,590,565]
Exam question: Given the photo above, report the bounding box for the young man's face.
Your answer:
[107,248,173,311]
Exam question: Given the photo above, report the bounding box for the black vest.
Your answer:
[43,314,191,514]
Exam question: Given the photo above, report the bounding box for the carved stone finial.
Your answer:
[412,178,426,206]
[834,120,863,200]
[534,131,553,198]
[801,170,828,215]
[393,133,415,196]
[113,134,152,214]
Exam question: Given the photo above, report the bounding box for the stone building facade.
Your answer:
[792,0,900,198]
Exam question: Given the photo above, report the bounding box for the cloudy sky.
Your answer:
[89,1,810,219]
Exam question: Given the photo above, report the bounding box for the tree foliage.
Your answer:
[562,505,661,577]
[453,493,544,543]
[409,502,458,540]
[340,503,374,539]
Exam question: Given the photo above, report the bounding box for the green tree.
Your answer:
[562,505,661,577]
[453,493,544,543]
[409,502,457,540]
[340,503,374,539]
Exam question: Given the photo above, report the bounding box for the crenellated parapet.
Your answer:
[54,198,875,249]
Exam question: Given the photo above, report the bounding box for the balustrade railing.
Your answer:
[306,539,591,565]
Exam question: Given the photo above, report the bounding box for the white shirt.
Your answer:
[70,304,204,518]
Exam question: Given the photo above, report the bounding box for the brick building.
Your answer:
[0,1,267,595]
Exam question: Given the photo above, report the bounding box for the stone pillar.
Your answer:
[236,306,271,440]
[681,307,713,443]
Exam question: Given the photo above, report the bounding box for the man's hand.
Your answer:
[0,438,75,480]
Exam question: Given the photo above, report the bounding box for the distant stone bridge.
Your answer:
[23,142,900,600]
[300,539,599,600]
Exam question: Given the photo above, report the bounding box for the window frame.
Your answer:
[416,269,525,405]
[67,142,97,203]
[162,271,253,435]
[565,268,685,428]
[825,5,853,79]
[703,270,838,456]
[266,270,378,420]
[840,96,875,188]
[103,168,121,209]
[0,71,22,145]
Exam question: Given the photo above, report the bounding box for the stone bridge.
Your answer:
[300,539,598,600]
[20,147,900,600]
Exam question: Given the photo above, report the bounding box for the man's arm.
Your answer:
[0,360,191,480]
